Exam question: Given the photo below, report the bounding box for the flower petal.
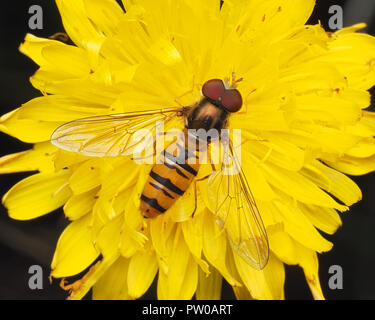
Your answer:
[345,138,375,158]
[298,203,342,235]
[271,196,334,253]
[83,0,124,37]
[322,32,375,90]
[2,170,71,220]
[181,212,210,274]
[17,95,106,122]
[69,159,102,194]
[222,0,315,42]
[0,142,55,174]
[64,187,99,220]
[201,210,242,287]
[55,0,103,52]
[92,257,131,300]
[68,254,120,300]
[156,225,198,300]
[96,215,123,257]
[260,161,347,211]
[296,243,325,300]
[234,251,285,300]
[301,161,362,206]
[326,154,375,176]
[196,266,222,300]
[127,244,158,298]
[19,34,64,66]
[51,214,100,278]
[0,108,62,143]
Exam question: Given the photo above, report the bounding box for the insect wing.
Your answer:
[51,108,186,157]
[207,140,269,270]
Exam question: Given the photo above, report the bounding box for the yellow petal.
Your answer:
[149,38,182,66]
[0,108,62,143]
[334,23,367,36]
[0,142,55,174]
[345,137,375,158]
[156,225,198,300]
[196,266,222,300]
[296,243,325,300]
[55,0,103,52]
[30,74,118,105]
[99,158,139,199]
[232,286,253,300]
[320,33,375,90]
[270,231,325,300]
[201,210,241,287]
[54,149,88,171]
[119,189,147,257]
[83,0,124,37]
[280,62,346,94]
[347,111,375,138]
[238,155,277,202]
[127,244,158,298]
[41,44,90,77]
[231,110,289,132]
[326,154,375,176]
[301,160,362,206]
[181,212,210,274]
[51,214,100,278]
[243,137,305,172]
[17,95,106,122]
[68,253,120,300]
[298,203,342,235]
[271,196,333,253]
[3,170,71,220]
[69,159,102,194]
[222,0,315,42]
[269,229,299,266]
[92,256,131,300]
[19,34,64,66]
[64,187,99,220]
[149,215,176,273]
[234,251,285,300]
[96,214,123,257]
[260,161,347,211]
[294,94,361,125]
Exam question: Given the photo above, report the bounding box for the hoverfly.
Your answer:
[51,78,269,270]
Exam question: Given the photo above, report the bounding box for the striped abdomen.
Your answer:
[140,133,200,218]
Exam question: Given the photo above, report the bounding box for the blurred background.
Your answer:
[0,0,374,300]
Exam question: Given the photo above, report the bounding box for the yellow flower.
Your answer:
[1,0,375,300]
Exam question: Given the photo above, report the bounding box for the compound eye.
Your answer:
[202,79,225,101]
[221,89,243,112]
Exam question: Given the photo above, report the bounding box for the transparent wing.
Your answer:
[207,139,269,270]
[51,107,188,157]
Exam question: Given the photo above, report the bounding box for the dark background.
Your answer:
[0,0,374,300]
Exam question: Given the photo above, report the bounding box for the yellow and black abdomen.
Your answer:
[140,135,200,218]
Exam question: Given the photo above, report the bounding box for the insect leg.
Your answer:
[59,263,98,294]
[49,32,69,42]
[238,88,257,114]
[174,75,201,107]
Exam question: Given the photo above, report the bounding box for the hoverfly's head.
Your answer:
[202,79,243,113]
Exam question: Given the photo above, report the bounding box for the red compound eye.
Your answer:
[221,89,243,112]
[202,79,225,101]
